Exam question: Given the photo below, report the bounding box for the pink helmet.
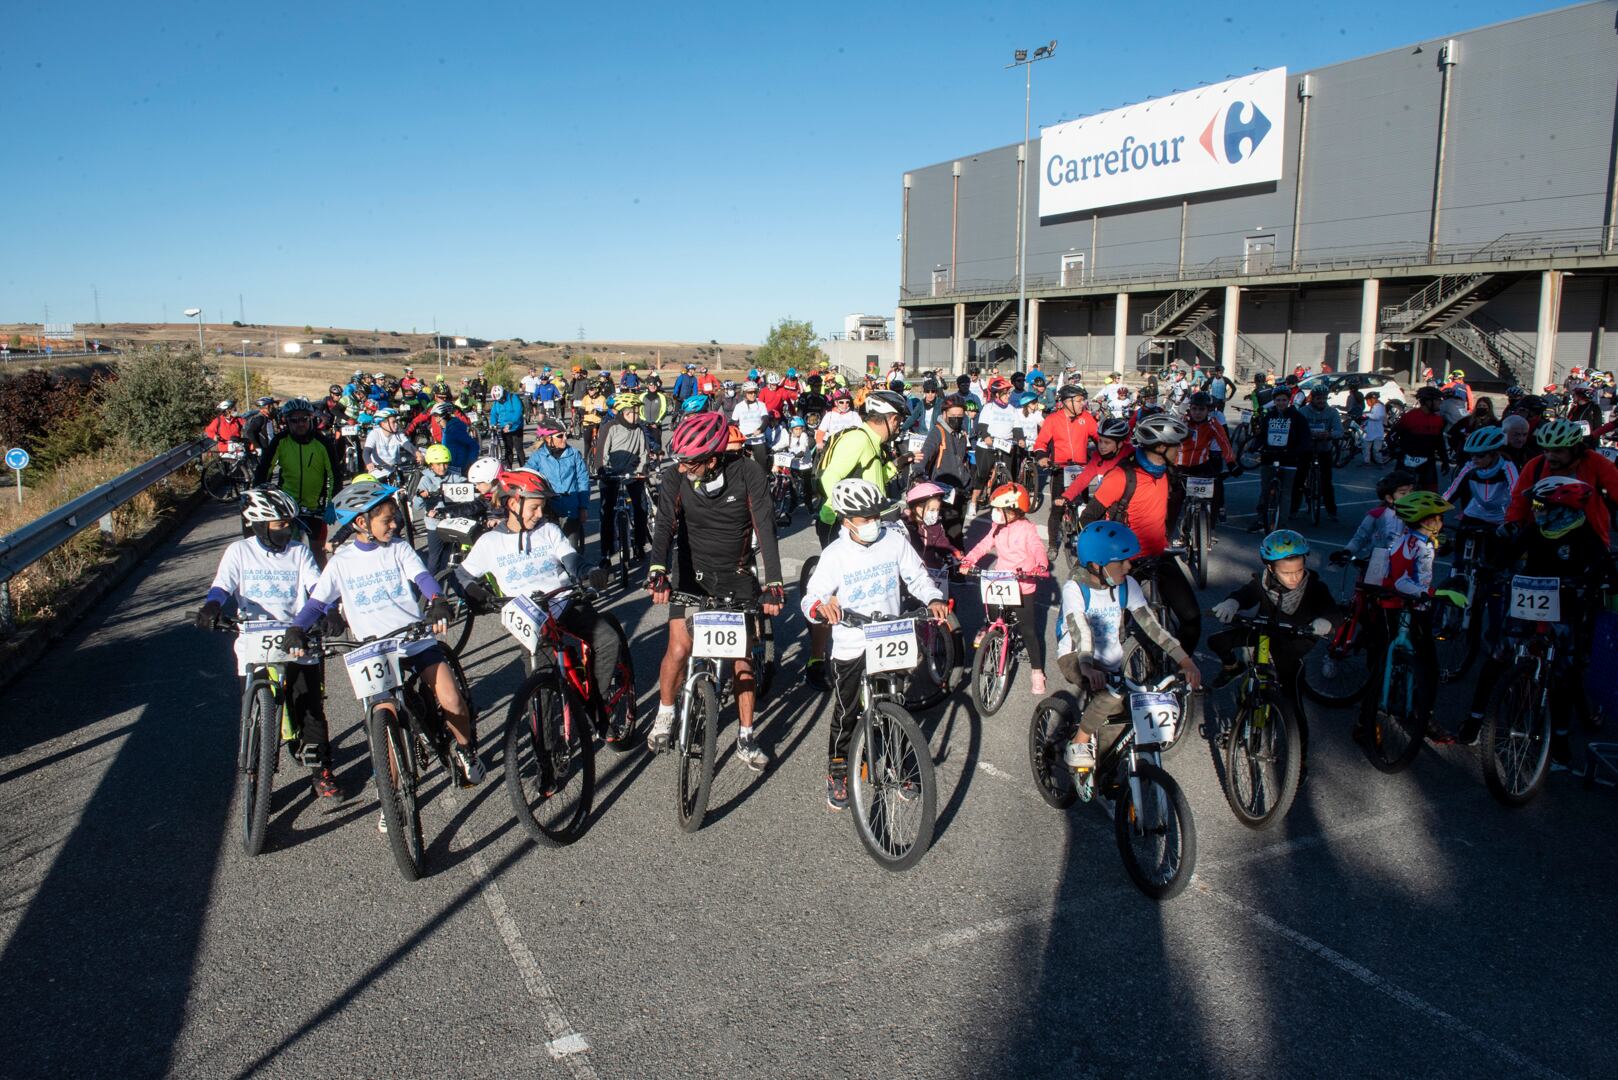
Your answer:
[533,422,564,438]
[905,481,947,503]
[670,411,731,461]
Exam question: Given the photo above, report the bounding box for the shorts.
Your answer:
[670,567,757,621]
[398,641,451,678]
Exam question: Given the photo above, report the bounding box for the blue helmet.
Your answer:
[1075,521,1141,567]
[1259,528,1310,561]
[789,416,806,428]
[1012,391,1039,408]
[328,480,398,528]
[683,394,709,412]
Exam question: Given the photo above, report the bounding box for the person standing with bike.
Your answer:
[802,478,948,810]
[1033,384,1099,559]
[363,408,417,484]
[205,399,245,452]
[253,399,339,554]
[1391,386,1450,490]
[1248,390,1311,533]
[917,394,972,551]
[1293,387,1343,523]
[487,384,525,467]
[972,378,1021,516]
[523,423,591,553]
[645,412,785,768]
[960,482,1053,694]
[591,392,651,571]
[1176,391,1236,522]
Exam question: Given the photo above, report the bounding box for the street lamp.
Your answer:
[183,307,204,354]
[241,339,251,404]
[1008,40,1057,373]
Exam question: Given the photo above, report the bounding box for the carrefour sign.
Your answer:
[1039,68,1287,217]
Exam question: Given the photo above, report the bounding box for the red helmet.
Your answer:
[1531,475,1592,508]
[988,482,1031,512]
[670,411,730,461]
[987,377,1013,394]
[500,468,553,500]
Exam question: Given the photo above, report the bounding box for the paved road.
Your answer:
[3,458,1617,1080]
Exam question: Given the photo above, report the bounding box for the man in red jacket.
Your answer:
[204,400,245,451]
[1504,417,1618,545]
[758,372,791,420]
[1032,384,1098,554]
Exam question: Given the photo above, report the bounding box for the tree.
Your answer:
[99,346,219,453]
[753,318,826,374]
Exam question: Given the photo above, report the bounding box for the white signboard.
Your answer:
[1039,68,1287,217]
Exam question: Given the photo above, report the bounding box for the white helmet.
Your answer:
[241,486,300,523]
[829,478,887,519]
[490,384,505,398]
[217,399,235,411]
[468,457,502,485]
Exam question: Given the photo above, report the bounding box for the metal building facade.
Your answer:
[897,1,1618,386]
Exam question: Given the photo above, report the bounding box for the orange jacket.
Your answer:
[1177,418,1233,468]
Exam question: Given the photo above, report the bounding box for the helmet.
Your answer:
[1075,521,1141,566]
[1098,417,1132,441]
[373,371,386,380]
[1448,369,1465,380]
[1392,490,1453,524]
[670,412,731,461]
[988,482,1031,512]
[373,407,398,420]
[789,416,806,428]
[1531,475,1592,507]
[532,422,564,438]
[1057,384,1084,401]
[217,399,235,412]
[1462,426,1507,454]
[431,401,455,417]
[905,481,947,503]
[615,391,643,410]
[1534,418,1585,450]
[280,398,314,418]
[327,384,342,397]
[786,368,798,377]
[500,468,553,500]
[490,384,505,398]
[748,368,760,381]
[830,389,852,403]
[330,480,398,525]
[1259,529,1310,562]
[1012,391,1038,408]
[468,457,502,485]
[349,472,378,483]
[1189,391,1213,408]
[572,365,583,374]
[766,373,780,385]
[1415,386,1443,403]
[863,390,911,419]
[241,486,300,523]
[682,394,709,412]
[1573,383,1593,399]
[829,477,887,518]
[1506,384,1525,400]
[1133,413,1189,448]
[987,377,1013,394]
[423,444,452,465]
[1532,477,1592,538]
[742,381,759,392]
[725,424,745,452]
[1375,470,1417,499]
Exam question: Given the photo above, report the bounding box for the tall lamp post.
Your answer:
[183,307,204,355]
[1008,41,1056,373]
[240,339,251,403]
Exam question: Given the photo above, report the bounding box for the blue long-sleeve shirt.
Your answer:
[441,416,479,474]
[672,373,697,400]
[523,444,591,516]
[488,395,524,432]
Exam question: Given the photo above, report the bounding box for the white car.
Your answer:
[1296,372,1407,411]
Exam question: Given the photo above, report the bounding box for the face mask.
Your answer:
[991,508,1006,525]
[549,444,566,457]
[853,521,882,544]
[256,523,294,552]
[923,509,940,527]
[945,416,963,432]
[698,470,727,496]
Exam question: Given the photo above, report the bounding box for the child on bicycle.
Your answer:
[902,481,962,567]
[412,444,465,575]
[1055,521,1201,773]
[286,480,484,808]
[196,486,337,799]
[960,482,1052,694]
[1330,470,1414,584]
[802,478,949,811]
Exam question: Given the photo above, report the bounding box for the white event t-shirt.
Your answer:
[800,526,942,661]
[309,538,437,656]
[459,522,579,605]
[209,536,321,673]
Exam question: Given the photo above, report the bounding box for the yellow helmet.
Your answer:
[350,472,378,483]
[423,444,452,465]
[614,391,644,410]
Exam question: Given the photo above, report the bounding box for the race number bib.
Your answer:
[1129,691,1180,744]
[240,621,299,665]
[979,571,1021,606]
[691,611,748,658]
[344,639,402,698]
[1509,576,1560,623]
[773,452,794,469]
[1600,447,1618,464]
[1184,476,1216,499]
[926,567,950,601]
[542,400,556,410]
[992,437,1013,454]
[439,516,478,534]
[863,619,918,674]
[1062,464,1084,489]
[1403,454,1428,468]
[906,433,927,456]
[1577,420,1593,435]
[1266,419,1290,447]
[339,425,358,437]
[501,596,548,653]
[440,482,477,502]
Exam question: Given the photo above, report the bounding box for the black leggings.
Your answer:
[1208,626,1313,757]
[987,602,1045,670]
[598,476,648,560]
[246,663,328,768]
[1291,450,1337,514]
[1138,555,1201,656]
[499,430,523,467]
[828,656,866,774]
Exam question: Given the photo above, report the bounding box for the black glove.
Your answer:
[1496,522,1521,542]
[195,601,222,631]
[1225,464,1244,479]
[460,577,499,613]
[646,570,670,594]
[424,596,454,626]
[763,584,786,608]
[318,610,347,638]
[283,625,309,653]
[1328,550,1351,566]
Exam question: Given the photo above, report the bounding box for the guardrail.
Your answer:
[0,437,208,636]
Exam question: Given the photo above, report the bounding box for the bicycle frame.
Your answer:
[1378,607,1420,717]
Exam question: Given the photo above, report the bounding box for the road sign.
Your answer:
[5,447,28,470]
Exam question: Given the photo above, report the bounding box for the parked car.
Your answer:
[1297,371,1406,411]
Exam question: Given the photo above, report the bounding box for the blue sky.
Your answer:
[6,0,1566,343]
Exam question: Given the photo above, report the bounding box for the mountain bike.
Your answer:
[1432,521,1501,683]
[603,472,648,592]
[333,620,478,881]
[1180,473,1218,590]
[430,481,486,655]
[1028,671,1197,900]
[1209,612,1316,829]
[1358,591,1458,773]
[1016,450,1042,513]
[828,608,941,871]
[201,442,257,502]
[769,452,798,526]
[337,423,366,477]
[902,563,960,711]
[1301,557,1375,705]
[1298,452,1325,527]
[963,568,1044,716]
[1255,462,1292,536]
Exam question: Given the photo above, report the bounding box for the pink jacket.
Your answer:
[964,517,1049,596]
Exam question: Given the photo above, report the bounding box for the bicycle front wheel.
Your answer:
[970,626,1013,716]
[1481,660,1552,807]
[504,672,595,845]
[601,615,639,752]
[1028,693,1080,809]
[675,678,720,832]
[1222,685,1302,829]
[1018,458,1042,512]
[239,682,279,856]
[1189,506,1208,590]
[1360,654,1425,773]
[1300,632,1372,706]
[202,458,243,502]
[369,703,425,880]
[435,570,476,656]
[1114,760,1196,900]
[849,702,937,871]
[908,618,957,709]
[1432,586,1476,683]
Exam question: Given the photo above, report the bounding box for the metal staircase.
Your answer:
[1140,288,1218,337]
[968,300,1017,341]
[1435,313,1537,387]
[1379,273,1519,335]
[1039,331,1079,371]
[1184,324,1281,379]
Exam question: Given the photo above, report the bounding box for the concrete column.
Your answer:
[1221,285,1240,373]
[952,302,967,375]
[1027,298,1042,370]
[1358,278,1380,374]
[895,307,907,372]
[1533,270,1564,388]
[1112,293,1129,376]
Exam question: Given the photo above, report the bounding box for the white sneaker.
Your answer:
[453,744,486,786]
[1063,739,1096,771]
[378,810,389,834]
[735,728,769,772]
[648,711,675,754]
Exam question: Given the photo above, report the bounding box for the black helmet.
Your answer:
[1189,391,1213,407]
[1057,384,1085,401]
[1415,386,1443,403]
[1376,470,1417,499]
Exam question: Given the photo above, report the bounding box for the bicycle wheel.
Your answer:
[597,614,638,751]
[1113,760,1196,900]
[368,704,425,880]
[1238,435,1262,470]
[970,626,1013,716]
[1432,583,1476,683]
[202,458,243,502]
[675,678,720,832]
[908,618,957,708]
[848,702,937,871]
[1222,684,1302,829]
[435,570,476,655]
[1018,458,1042,512]
[1300,631,1372,706]
[616,509,632,592]
[1028,693,1080,809]
[1360,653,1425,773]
[1307,467,1323,527]
[1481,661,1552,807]
[1189,506,1208,590]
[239,682,279,856]
[1332,436,1354,469]
[504,671,595,845]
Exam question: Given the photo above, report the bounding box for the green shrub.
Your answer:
[99,346,220,453]
[481,355,519,391]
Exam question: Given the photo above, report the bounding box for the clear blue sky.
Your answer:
[6,0,1566,343]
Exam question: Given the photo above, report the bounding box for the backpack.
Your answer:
[1100,460,1141,524]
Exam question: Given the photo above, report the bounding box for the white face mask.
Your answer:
[922,509,940,527]
[990,508,1007,525]
[698,470,726,496]
[853,521,882,544]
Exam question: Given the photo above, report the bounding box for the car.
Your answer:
[1296,371,1406,411]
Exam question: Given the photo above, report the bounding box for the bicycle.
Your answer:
[201,442,257,502]
[963,568,1044,716]
[499,578,638,845]
[1255,462,1293,536]
[1297,452,1326,527]
[429,485,487,655]
[333,620,479,881]
[603,472,648,592]
[1209,612,1316,829]
[337,422,367,477]
[1028,670,1198,899]
[824,607,942,870]
[1358,590,1461,773]
[1180,473,1218,590]
[902,562,960,711]
[1301,557,1375,706]
[1016,449,1042,513]
[1432,521,1502,683]
[769,452,799,526]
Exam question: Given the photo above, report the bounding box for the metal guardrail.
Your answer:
[0,437,208,635]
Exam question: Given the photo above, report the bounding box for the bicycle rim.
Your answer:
[676,679,719,832]
[1433,601,1473,683]
[1223,689,1300,829]
[1114,761,1196,900]
[849,703,936,871]
[1365,662,1424,772]
[1482,664,1551,806]
[972,629,1011,716]
[1300,635,1372,706]
[242,685,278,856]
[503,675,594,845]
[1191,511,1208,590]
[370,706,424,880]
[1027,695,1078,809]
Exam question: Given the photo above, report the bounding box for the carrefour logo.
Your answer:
[1200,100,1272,164]
[1045,98,1272,188]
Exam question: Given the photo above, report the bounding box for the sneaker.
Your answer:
[1459,713,1484,747]
[648,710,674,754]
[453,743,486,786]
[1063,739,1096,771]
[826,772,849,811]
[735,727,769,772]
[1030,671,1047,695]
[378,810,389,834]
[1212,660,1243,689]
[311,768,339,799]
[1246,520,1265,533]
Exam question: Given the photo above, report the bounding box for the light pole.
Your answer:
[1008,41,1057,373]
[241,339,251,403]
[184,307,204,355]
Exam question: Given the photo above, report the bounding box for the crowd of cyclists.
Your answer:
[192,349,1618,877]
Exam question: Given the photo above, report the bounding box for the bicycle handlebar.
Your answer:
[833,606,941,628]
[667,591,763,614]
[1208,610,1328,639]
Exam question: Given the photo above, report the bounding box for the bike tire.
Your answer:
[1432,580,1476,683]
[1300,631,1372,706]
[1113,760,1196,900]
[848,701,937,871]
[1332,437,1353,469]
[202,459,242,502]
[598,613,639,752]
[1222,684,1302,830]
[908,618,958,710]
[1238,435,1262,471]
[970,626,1013,716]
[1190,508,1208,591]
[436,570,476,656]
[368,704,425,880]
[1019,459,1043,513]
[1480,660,1552,807]
[1360,654,1426,773]
[616,513,632,592]
[240,683,278,856]
[752,615,777,707]
[675,678,720,832]
[1028,693,1080,809]
[504,671,595,845]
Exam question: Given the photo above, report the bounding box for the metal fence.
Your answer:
[0,438,208,636]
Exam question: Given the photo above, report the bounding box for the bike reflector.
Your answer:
[691,611,747,659]
[1129,691,1180,744]
[979,571,1021,607]
[501,596,548,653]
[863,619,917,674]
[344,639,402,698]
[1509,576,1560,623]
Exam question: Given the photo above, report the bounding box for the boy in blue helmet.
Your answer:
[1055,521,1201,774]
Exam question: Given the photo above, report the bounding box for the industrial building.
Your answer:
[895,1,1618,387]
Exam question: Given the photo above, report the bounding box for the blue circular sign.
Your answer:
[5,447,30,470]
